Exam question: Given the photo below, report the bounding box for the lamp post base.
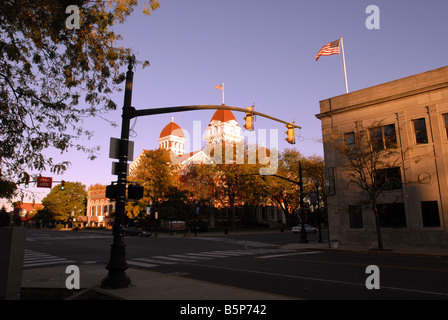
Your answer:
[101,234,131,289]
[101,270,130,289]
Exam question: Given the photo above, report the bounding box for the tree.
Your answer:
[0,0,160,198]
[41,181,87,223]
[126,148,181,222]
[330,122,409,250]
[261,149,302,227]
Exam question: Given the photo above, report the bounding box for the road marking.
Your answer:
[193,264,448,298]
[126,260,158,268]
[24,260,75,268]
[126,249,306,270]
[183,253,214,259]
[153,256,198,262]
[256,251,321,259]
[23,250,74,268]
[134,258,177,265]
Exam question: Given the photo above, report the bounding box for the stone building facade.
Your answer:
[316,66,448,249]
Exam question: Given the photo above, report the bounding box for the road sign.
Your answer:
[37,176,53,188]
[109,137,134,160]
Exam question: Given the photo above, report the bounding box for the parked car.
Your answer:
[124,227,150,237]
[292,224,317,234]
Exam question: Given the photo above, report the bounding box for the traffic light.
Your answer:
[24,173,30,188]
[285,122,295,144]
[243,105,255,131]
[61,180,65,190]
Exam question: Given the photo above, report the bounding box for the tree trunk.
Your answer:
[373,208,384,250]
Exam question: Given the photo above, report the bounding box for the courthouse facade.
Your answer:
[316,66,448,249]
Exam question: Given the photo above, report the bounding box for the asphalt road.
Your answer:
[24,229,448,300]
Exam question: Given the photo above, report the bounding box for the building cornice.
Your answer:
[316,66,448,120]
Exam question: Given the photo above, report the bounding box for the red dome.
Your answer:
[159,120,184,138]
[210,109,237,123]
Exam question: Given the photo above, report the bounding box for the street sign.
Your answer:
[109,137,134,160]
[111,162,129,175]
[37,176,53,188]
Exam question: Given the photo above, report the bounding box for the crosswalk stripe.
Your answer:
[183,253,214,259]
[209,250,256,256]
[126,249,303,270]
[23,250,73,268]
[24,260,74,268]
[152,256,197,262]
[133,258,176,265]
[194,252,233,258]
[168,254,203,261]
[127,260,157,268]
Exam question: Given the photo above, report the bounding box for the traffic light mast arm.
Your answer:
[132,104,301,129]
[240,173,300,186]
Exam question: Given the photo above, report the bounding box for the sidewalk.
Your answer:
[19,240,448,300]
[21,262,296,300]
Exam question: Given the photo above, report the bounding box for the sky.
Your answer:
[5,0,448,207]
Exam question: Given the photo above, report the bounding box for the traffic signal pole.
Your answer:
[131,105,301,130]
[101,62,134,289]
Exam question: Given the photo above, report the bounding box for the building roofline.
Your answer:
[316,65,448,119]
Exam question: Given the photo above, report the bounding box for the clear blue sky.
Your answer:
[9,0,448,205]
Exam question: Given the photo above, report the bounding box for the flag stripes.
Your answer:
[315,39,340,61]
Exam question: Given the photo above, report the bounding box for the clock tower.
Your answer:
[204,109,243,146]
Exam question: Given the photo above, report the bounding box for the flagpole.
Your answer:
[222,82,225,105]
[340,35,349,94]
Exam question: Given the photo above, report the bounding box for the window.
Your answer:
[325,167,336,196]
[344,132,356,156]
[421,201,441,227]
[375,167,402,190]
[413,118,428,144]
[383,124,398,148]
[369,127,383,151]
[369,124,398,151]
[444,114,448,139]
[344,132,355,147]
[349,205,363,228]
[377,202,406,228]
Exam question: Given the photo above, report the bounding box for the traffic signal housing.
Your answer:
[61,180,65,190]
[128,183,144,200]
[285,122,295,144]
[243,105,255,131]
[106,184,118,200]
[24,173,30,188]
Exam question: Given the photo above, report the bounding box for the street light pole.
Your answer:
[101,61,134,289]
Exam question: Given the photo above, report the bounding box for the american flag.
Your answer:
[315,39,340,61]
[215,84,223,90]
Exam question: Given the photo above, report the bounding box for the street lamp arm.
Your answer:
[131,104,302,129]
